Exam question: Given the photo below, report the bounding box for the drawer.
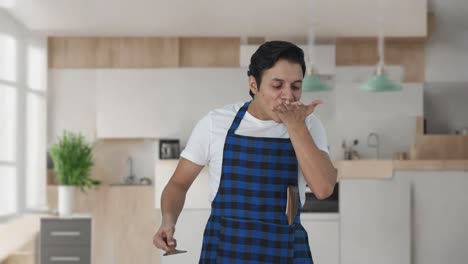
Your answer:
[41,219,91,246]
[41,246,90,264]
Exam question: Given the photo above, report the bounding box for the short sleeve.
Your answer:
[180,112,211,166]
[307,114,329,155]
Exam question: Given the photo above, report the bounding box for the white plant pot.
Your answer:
[58,185,75,217]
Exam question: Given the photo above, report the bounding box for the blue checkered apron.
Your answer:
[199,101,313,264]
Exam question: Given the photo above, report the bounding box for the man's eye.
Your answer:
[272,85,281,89]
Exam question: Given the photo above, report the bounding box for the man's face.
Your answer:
[249,59,303,123]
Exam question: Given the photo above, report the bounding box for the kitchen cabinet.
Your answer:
[46,186,159,264]
[49,70,98,141]
[301,214,340,264]
[40,216,92,264]
[179,37,240,67]
[340,177,411,264]
[96,70,159,138]
[396,170,468,264]
[96,68,248,139]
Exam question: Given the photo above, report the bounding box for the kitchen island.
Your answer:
[337,159,468,264]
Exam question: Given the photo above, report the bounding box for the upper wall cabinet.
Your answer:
[48,37,239,69]
[48,37,180,69]
[96,70,159,138]
[96,68,249,140]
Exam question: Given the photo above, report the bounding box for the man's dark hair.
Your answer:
[247,40,306,98]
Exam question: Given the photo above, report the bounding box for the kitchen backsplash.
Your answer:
[88,139,157,184]
[302,66,423,160]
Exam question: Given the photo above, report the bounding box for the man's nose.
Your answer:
[281,87,295,101]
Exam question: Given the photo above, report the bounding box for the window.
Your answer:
[25,93,47,209]
[0,84,16,162]
[0,167,17,216]
[0,33,18,218]
[0,19,47,219]
[24,41,48,211]
[0,33,16,82]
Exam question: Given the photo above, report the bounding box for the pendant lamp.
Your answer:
[361,0,401,92]
[302,0,331,92]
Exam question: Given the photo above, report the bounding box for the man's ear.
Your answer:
[248,76,258,96]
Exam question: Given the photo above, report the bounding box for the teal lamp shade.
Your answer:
[361,71,402,92]
[302,73,332,92]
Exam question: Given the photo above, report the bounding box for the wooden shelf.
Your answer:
[410,117,468,160]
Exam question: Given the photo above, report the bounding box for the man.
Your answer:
[153,40,337,263]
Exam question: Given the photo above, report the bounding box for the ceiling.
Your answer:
[2,0,428,38]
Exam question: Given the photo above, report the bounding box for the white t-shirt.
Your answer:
[180,101,329,206]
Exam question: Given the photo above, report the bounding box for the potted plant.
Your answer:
[49,131,100,216]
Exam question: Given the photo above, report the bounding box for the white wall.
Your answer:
[302,66,423,160]
[426,0,468,82]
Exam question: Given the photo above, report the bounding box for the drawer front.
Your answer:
[41,219,91,246]
[41,246,90,264]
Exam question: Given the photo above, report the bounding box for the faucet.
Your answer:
[124,156,136,184]
[367,132,380,159]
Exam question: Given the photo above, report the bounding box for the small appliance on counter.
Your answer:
[342,139,360,160]
[393,152,408,160]
[159,139,180,159]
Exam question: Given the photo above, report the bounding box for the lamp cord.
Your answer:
[307,0,317,71]
[378,0,385,70]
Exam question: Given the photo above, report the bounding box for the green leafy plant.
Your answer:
[49,131,100,191]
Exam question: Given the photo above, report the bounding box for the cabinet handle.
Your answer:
[50,231,81,237]
[50,256,80,262]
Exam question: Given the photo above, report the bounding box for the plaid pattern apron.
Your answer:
[199,101,313,264]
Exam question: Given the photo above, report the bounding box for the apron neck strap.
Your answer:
[227,101,251,135]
